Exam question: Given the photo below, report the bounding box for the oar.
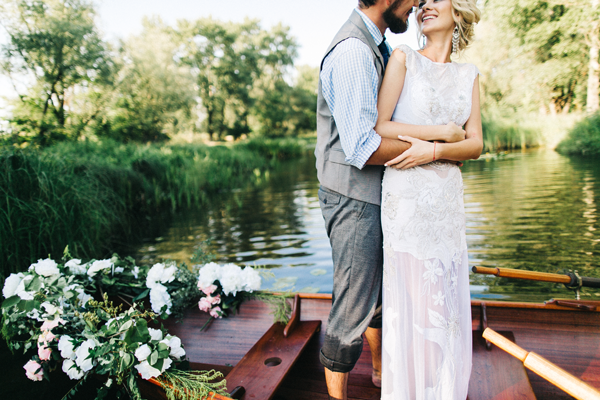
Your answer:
[483,328,600,400]
[472,266,600,289]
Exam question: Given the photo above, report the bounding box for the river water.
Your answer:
[134,149,600,303]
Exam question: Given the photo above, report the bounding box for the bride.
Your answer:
[374,0,482,398]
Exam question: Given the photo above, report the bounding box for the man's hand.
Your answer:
[444,122,466,143]
[385,136,463,169]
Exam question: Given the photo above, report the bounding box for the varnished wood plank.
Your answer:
[468,331,535,400]
[225,320,321,399]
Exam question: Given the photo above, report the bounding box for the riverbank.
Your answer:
[0,137,310,278]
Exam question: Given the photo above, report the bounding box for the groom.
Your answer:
[315,0,417,399]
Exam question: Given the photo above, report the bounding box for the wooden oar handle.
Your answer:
[483,328,600,400]
[472,266,573,284]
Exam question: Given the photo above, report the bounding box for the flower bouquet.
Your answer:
[2,258,227,400]
[196,262,291,330]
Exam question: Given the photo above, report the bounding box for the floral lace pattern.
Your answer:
[380,44,475,400]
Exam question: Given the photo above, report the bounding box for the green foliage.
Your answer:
[556,112,600,156]
[0,0,114,143]
[0,138,307,278]
[468,0,598,114]
[481,111,542,151]
[159,369,228,400]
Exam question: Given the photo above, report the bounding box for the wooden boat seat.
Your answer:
[468,330,536,400]
[224,294,322,399]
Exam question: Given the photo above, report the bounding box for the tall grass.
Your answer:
[556,112,600,157]
[481,110,579,152]
[0,137,308,278]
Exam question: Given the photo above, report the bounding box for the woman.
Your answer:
[374,0,482,399]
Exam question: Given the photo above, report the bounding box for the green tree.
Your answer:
[0,0,113,143]
[176,19,298,140]
[95,18,196,142]
[471,0,599,114]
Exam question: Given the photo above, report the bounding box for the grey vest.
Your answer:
[315,10,386,206]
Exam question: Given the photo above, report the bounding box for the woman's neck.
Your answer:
[420,32,453,63]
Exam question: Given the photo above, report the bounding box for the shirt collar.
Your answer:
[355,8,385,46]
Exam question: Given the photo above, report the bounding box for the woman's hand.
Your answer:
[384,136,435,169]
[444,122,466,143]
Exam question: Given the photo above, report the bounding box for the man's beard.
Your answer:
[383,0,409,34]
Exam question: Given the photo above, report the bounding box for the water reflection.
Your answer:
[134,149,600,302]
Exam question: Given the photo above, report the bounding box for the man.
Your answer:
[315,0,418,399]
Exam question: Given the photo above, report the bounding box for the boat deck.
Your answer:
[161,296,600,400]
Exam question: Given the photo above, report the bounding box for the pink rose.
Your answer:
[38,344,52,361]
[198,297,212,312]
[201,284,217,295]
[209,306,222,319]
[38,330,56,344]
[41,318,65,331]
[24,360,43,381]
[206,294,221,305]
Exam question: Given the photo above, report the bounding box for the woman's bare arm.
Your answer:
[375,49,465,143]
[385,76,483,169]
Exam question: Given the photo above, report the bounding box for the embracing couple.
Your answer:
[315,0,483,399]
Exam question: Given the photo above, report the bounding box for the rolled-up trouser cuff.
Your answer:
[320,349,357,373]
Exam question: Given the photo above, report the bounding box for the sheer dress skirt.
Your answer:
[380,163,472,400]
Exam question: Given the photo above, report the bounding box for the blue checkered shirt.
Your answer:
[320,8,391,169]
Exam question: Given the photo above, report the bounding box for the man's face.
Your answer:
[383,0,418,34]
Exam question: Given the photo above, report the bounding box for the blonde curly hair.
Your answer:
[418,0,481,53]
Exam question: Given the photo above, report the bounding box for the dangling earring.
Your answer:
[452,25,459,54]
[419,33,427,50]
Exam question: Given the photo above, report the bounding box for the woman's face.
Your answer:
[416,0,456,35]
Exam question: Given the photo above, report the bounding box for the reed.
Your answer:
[481,112,542,152]
[0,138,309,278]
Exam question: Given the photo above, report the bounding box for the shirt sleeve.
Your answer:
[320,39,382,169]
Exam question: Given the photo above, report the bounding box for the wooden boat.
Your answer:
[138,292,600,400]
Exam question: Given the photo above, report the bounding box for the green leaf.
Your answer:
[27,276,42,292]
[132,289,149,302]
[1,296,20,309]
[152,357,164,372]
[124,319,150,346]
[149,350,158,366]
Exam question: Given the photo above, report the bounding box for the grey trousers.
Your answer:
[318,186,383,373]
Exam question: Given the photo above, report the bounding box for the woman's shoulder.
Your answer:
[391,44,418,70]
[455,61,479,74]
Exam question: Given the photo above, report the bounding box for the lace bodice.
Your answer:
[391,44,479,127]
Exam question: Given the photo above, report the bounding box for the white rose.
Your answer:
[87,259,113,277]
[62,359,84,380]
[148,328,163,341]
[240,267,262,292]
[74,339,96,371]
[197,262,222,289]
[65,259,87,275]
[135,361,161,380]
[165,336,186,358]
[41,302,62,316]
[58,335,76,359]
[134,344,152,362]
[161,357,172,372]
[76,289,92,307]
[219,264,243,296]
[32,259,60,277]
[146,263,164,289]
[3,273,25,298]
[149,284,172,315]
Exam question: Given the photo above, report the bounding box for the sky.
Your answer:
[95,0,420,67]
[0,0,420,115]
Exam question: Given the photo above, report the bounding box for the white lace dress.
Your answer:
[380,45,478,400]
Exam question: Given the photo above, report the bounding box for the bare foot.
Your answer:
[372,370,381,388]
